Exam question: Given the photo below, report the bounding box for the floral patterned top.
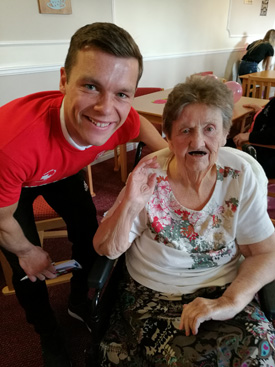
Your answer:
[126,147,274,295]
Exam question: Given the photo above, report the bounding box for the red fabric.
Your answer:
[248,108,263,133]
[33,196,60,221]
[0,91,140,207]
[194,71,213,76]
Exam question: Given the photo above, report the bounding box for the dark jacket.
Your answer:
[249,97,275,145]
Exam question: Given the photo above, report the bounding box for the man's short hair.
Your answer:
[64,22,143,84]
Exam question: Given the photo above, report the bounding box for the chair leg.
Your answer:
[0,249,15,295]
[86,165,95,197]
[119,144,128,183]
[113,147,120,172]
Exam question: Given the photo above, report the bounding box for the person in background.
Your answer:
[233,97,275,178]
[0,22,167,367]
[239,29,275,76]
[94,76,275,366]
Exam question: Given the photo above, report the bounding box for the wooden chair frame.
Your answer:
[245,75,275,99]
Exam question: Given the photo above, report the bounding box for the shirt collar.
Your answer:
[60,99,92,151]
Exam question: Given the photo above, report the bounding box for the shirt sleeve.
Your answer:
[236,162,274,244]
[0,151,24,207]
[128,207,148,243]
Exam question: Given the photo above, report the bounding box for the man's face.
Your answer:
[59,47,139,146]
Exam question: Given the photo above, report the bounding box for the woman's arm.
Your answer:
[233,103,263,146]
[93,156,159,259]
[233,132,250,146]
[180,233,275,335]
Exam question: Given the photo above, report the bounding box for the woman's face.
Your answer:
[167,103,227,174]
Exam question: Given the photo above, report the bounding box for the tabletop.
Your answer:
[232,96,269,120]
[240,70,275,80]
[132,89,269,122]
[132,88,172,120]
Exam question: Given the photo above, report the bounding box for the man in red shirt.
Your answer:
[0,22,167,366]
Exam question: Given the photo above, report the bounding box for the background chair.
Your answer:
[232,60,241,84]
[0,165,94,295]
[244,75,275,99]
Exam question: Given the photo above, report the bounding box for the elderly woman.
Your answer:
[93,76,275,366]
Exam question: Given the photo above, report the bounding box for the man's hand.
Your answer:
[179,296,242,336]
[18,246,56,282]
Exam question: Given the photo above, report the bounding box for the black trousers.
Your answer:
[1,172,98,334]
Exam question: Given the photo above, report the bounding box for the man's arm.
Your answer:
[137,115,168,151]
[0,203,56,281]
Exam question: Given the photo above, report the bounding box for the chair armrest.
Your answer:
[258,280,275,322]
[87,256,116,290]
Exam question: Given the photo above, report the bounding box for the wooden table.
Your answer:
[132,88,172,129]
[133,89,268,127]
[240,70,275,96]
[112,91,268,183]
[233,96,268,120]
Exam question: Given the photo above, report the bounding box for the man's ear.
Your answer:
[59,67,67,95]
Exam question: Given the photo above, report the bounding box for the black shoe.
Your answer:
[40,327,72,367]
[68,300,92,332]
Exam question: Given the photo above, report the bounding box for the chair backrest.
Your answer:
[193,71,213,76]
[232,60,241,84]
[134,87,164,97]
[246,75,275,99]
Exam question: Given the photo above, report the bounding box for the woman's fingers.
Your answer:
[180,298,217,335]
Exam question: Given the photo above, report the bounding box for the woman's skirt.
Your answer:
[99,269,275,367]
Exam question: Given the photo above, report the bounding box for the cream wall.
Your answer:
[0,0,274,105]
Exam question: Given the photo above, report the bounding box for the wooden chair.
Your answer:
[245,75,275,99]
[0,165,94,295]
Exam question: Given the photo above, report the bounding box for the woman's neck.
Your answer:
[167,157,217,210]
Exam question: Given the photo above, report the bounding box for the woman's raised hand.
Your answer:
[125,156,159,209]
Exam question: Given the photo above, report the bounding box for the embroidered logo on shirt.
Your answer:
[83,181,89,192]
[40,169,56,181]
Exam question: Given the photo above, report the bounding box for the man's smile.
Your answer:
[86,116,113,128]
